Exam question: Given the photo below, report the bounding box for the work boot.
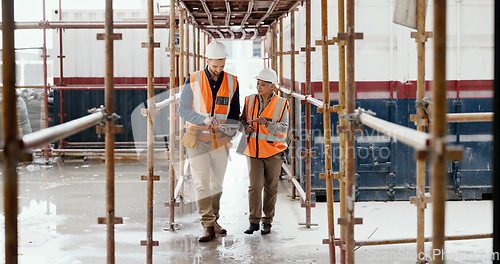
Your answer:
[243,222,260,234]
[198,226,215,242]
[214,221,227,235]
[261,223,272,235]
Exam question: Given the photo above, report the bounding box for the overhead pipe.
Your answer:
[431,0,448,262]
[6,21,173,29]
[2,0,19,262]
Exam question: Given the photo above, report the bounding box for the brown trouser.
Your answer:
[187,141,229,227]
[247,153,284,224]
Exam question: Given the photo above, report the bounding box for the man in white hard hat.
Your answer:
[238,68,289,235]
[179,40,240,242]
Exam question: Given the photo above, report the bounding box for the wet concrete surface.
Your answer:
[0,149,494,264]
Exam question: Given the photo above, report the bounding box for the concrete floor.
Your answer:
[0,147,494,264]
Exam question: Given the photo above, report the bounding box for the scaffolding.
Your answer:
[1,0,497,264]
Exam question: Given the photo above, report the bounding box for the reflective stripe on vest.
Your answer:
[188,70,237,128]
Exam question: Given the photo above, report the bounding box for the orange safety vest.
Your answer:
[187,70,237,129]
[244,94,289,158]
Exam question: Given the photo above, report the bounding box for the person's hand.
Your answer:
[203,116,221,127]
[219,124,237,136]
[249,117,269,126]
[245,125,255,134]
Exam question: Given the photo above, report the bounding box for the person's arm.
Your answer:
[266,105,289,135]
[226,81,240,124]
[179,75,206,126]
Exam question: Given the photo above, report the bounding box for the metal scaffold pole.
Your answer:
[2,0,19,262]
[344,0,363,262]
[197,27,201,70]
[178,8,186,200]
[42,0,50,160]
[494,1,500,260]
[140,0,160,260]
[431,0,448,262]
[289,10,297,200]
[279,18,284,97]
[97,1,124,263]
[168,0,178,230]
[301,0,316,228]
[410,0,432,262]
[317,0,336,262]
[337,0,347,262]
[57,0,67,148]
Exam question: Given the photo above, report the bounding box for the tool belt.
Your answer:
[181,126,232,150]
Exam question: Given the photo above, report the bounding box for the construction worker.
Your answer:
[179,41,240,242]
[239,68,289,235]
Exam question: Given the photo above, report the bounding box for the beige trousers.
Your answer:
[247,153,284,224]
[187,141,229,227]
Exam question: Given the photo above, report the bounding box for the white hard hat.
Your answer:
[255,68,278,86]
[205,41,228,59]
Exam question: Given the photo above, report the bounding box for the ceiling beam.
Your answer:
[241,0,254,27]
[200,0,214,26]
[256,0,279,26]
[225,0,231,26]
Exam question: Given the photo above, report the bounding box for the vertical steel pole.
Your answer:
[186,22,190,75]
[146,0,155,261]
[279,18,284,96]
[179,9,186,185]
[203,31,207,67]
[337,0,347,262]
[42,0,50,160]
[345,0,356,263]
[290,10,297,200]
[57,0,66,148]
[415,0,428,261]
[493,0,500,260]
[431,0,448,263]
[104,0,117,262]
[2,0,19,262]
[320,0,336,263]
[193,25,197,71]
[168,0,177,229]
[305,0,313,227]
[271,23,278,73]
[197,27,201,70]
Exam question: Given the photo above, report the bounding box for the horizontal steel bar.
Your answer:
[173,176,185,199]
[359,112,431,150]
[155,92,181,110]
[282,163,306,201]
[356,233,492,246]
[446,112,493,123]
[278,86,323,107]
[3,21,172,30]
[51,85,168,90]
[22,111,105,149]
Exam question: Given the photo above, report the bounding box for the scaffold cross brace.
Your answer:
[338,217,363,226]
[337,32,364,40]
[410,31,433,43]
[96,33,122,40]
[141,42,161,48]
[300,46,316,52]
[141,108,160,117]
[140,240,159,247]
[164,202,179,208]
[141,175,160,181]
[97,217,123,225]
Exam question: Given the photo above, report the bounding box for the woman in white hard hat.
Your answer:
[238,68,289,235]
